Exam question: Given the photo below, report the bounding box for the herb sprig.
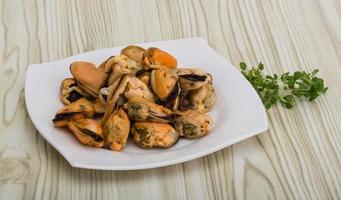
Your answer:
[240,62,328,109]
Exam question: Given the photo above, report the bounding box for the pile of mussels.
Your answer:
[52,46,216,151]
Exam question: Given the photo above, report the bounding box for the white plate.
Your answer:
[25,38,268,170]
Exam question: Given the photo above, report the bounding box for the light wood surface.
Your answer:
[0,0,340,199]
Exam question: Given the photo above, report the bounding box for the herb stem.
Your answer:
[240,62,328,109]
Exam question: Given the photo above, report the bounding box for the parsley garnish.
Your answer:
[240,62,328,109]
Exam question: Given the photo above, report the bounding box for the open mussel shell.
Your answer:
[188,83,216,113]
[142,47,177,69]
[101,76,155,126]
[99,86,110,105]
[150,67,179,106]
[92,98,105,116]
[131,122,179,148]
[121,45,146,62]
[156,82,180,108]
[104,55,142,86]
[173,110,212,138]
[174,90,193,112]
[124,96,177,123]
[60,78,89,105]
[178,68,209,91]
[103,108,130,151]
[52,98,95,127]
[68,118,104,148]
[135,69,151,86]
[70,61,107,97]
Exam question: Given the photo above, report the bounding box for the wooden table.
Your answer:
[1,0,340,199]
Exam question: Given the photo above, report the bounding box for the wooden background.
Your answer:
[0,0,340,199]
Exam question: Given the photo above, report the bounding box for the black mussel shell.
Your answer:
[179,74,207,82]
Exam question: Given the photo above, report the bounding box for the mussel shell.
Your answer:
[177,90,193,111]
[104,55,141,86]
[124,96,176,123]
[150,68,178,102]
[60,78,88,105]
[131,122,179,148]
[67,90,83,103]
[135,69,151,87]
[52,111,83,122]
[179,74,207,81]
[92,98,105,116]
[100,76,154,126]
[173,110,212,138]
[142,47,177,69]
[70,61,107,97]
[177,68,210,91]
[77,128,104,142]
[124,101,149,121]
[121,45,146,62]
[68,119,104,148]
[135,69,151,77]
[178,74,207,91]
[188,83,216,113]
[156,82,180,108]
[52,98,95,127]
[103,108,130,151]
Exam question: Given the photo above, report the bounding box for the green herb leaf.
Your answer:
[240,62,247,71]
[239,62,328,109]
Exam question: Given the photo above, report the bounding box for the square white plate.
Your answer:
[25,38,268,170]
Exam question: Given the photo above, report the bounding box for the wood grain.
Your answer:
[0,0,340,199]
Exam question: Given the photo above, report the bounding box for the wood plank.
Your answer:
[0,0,340,199]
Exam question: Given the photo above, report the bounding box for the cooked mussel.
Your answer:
[135,69,151,86]
[173,110,212,138]
[54,45,217,152]
[92,98,105,116]
[124,96,176,123]
[60,78,88,105]
[188,83,216,113]
[99,86,110,105]
[104,55,142,86]
[103,108,130,151]
[174,90,193,111]
[131,122,179,148]
[70,61,107,97]
[178,68,210,91]
[68,118,104,148]
[121,45,146,62]
[142,47,177,69]
[150,67,179,106]
[101,76,155,126]
[52,98,95,127]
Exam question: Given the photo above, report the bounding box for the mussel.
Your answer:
[150,67,180,106]
[121,45,146,62]
[52,98,95,127]
[103,108,130,151]
[99,86,111,105]
[92,98,105,116]
[124,96,176,123]
[60,78,88,105]
[177,68,209,91]
[101,76,155,126]
[104,55,142,86]
[173,110,212,138]
[70,61,107,97]
[135,69,151,87]
[188,83,216,113]
[142,47,177,69]
[53,45,217,152]
[131,122,179,148]
[68,118,104,148]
